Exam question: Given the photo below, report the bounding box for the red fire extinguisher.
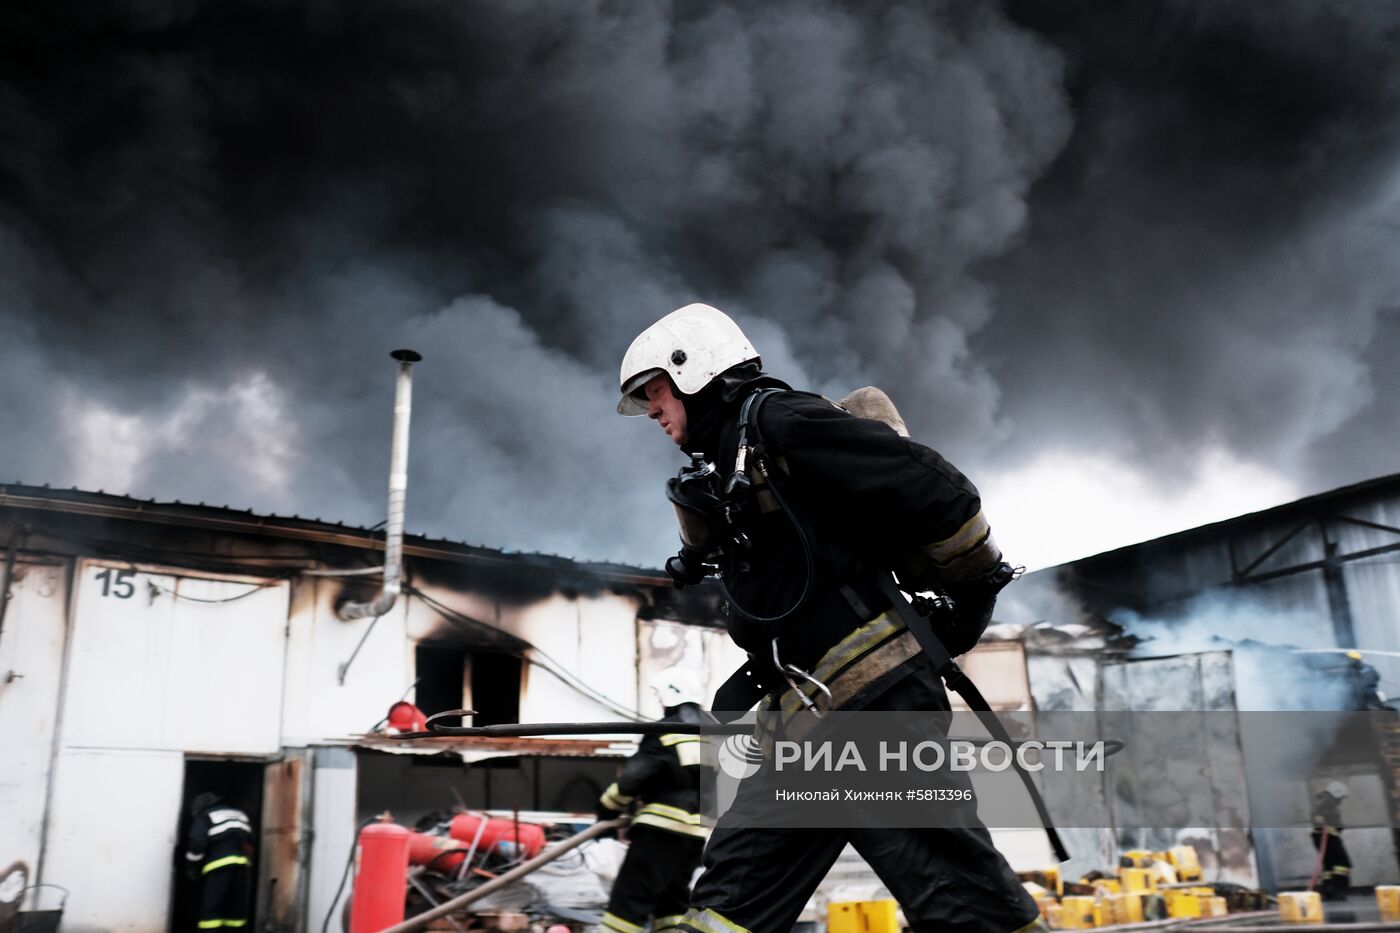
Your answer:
[350,816,410,933]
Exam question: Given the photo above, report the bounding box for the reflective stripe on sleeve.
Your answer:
[600,782,633,811]
[660,733,703,747]
[921,510,1002,581]
[634,803,711,839]
[208,818,253,837]
[653,914,687,932]
[207,808,249,823]
[675,741,705,767]
[661,734,708,767]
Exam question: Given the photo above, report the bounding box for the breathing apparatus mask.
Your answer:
[664,457,749,587]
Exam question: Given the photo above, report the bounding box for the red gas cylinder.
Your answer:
[449,812,546,859]
[350,818,410,933]
[385,702,428,734]
[407,831,467,872]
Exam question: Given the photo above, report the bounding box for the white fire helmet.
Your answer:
[617,303,759,415]
[1326,780,1349,799]
[651,665,706,709]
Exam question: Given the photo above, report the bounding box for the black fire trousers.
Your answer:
[682,664,1044,933]
[603,825,706,933]
[198,861,251,929]
[1313,829,1352,899]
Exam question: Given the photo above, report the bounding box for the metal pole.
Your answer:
[339,349,422,622]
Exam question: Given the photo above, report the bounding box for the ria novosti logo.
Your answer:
[717,733,765,779]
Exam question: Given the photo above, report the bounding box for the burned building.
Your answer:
[0,483,738,932]
[1004,470,1400,892]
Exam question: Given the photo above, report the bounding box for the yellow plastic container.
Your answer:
[1045,904,1065,929]
[1108,892,1144,924]
[1058,896,1096,929]
[1167,845,1203,882]
[828,900,899,933]
[1379,886,1400,922]
[1119,868,1156,892]
[1277,891,1324,924]
[1120,849,1155,868]
[1090,878,1121,896]
[1163,890,1202,919]
[1203,896,1228,918]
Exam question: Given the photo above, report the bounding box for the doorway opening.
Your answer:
[170,758,265,932]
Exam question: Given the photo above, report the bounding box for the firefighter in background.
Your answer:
[596,667,714,933]
[1313,781,1352,901]
[1344,650,1394,710]
[617,304,1043,933]
[184,792,255,930]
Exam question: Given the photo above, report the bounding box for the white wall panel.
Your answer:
[513,592,641,722]
[0,559,69,874]
[41,747,182,932]
[280,579,411,744]
[62,560,287,754]
[305,748,357,933]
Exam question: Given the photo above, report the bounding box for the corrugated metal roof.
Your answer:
[1048,469,1400,571]
[0,482,672,587]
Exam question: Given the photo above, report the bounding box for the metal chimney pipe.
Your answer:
[338,349,422,621]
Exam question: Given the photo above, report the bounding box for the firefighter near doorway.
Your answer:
[184,792,255,930]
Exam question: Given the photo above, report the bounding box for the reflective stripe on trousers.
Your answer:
[602,911,645,933]
[681,907,752,933]
[203,855,251,874]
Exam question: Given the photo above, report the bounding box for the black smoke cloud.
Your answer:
[988,1,1400,481]
[0,1,1395,566]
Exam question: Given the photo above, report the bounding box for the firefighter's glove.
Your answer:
[929,562,1017,657]
[927,599,994,657]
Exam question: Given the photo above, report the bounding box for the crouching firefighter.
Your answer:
[597,667,716,933]
[184,793,255,930]
[617,303,1048,933]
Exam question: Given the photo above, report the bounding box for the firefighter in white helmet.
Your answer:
[1312,780,1352,900]
[595,666,714,933]
[617,304,1043,933]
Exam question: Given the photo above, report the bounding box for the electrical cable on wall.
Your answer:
[407,586,647,722]
[144,570,296,603]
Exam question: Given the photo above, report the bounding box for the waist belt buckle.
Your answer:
[772,639,833,719]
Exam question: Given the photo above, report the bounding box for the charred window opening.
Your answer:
[415,644,468,718]
[469,651,522,726]
[414,645,522,726]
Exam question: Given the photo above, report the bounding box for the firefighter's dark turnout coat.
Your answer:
[185,799,254,930]
[679,385,1044,933]
[1312,792,1352,899]
[598,704,712,933]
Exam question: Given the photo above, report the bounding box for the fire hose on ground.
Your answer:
[374,818,627,933]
